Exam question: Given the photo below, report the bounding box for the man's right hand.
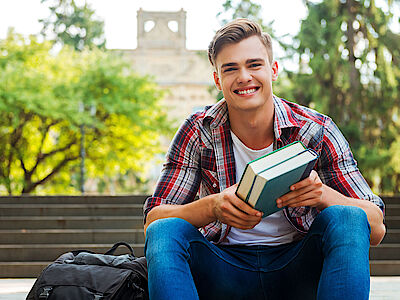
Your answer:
[212,184,263,229]
[145,184,263,234]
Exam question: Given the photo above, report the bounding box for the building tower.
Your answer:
[136,8,186,51]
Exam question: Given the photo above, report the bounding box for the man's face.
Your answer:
[213,35,278,113]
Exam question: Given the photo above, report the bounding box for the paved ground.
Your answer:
[0,277,399,299]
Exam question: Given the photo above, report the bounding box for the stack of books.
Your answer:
[236,141,319,217]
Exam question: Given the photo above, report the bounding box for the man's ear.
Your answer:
[271,61,279,82]
[213,71,222,91]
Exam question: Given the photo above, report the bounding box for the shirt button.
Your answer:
[213,183,217,188]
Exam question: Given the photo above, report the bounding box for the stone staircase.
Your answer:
[0,195,146,278]
[370,196,400,275]
[0,195,399,277]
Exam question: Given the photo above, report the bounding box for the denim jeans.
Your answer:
[145,205,371,300]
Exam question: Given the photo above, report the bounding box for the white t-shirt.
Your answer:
[220,131,302,246]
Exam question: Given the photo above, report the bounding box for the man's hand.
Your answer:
[213,184,263,229]
[276,170,329,211]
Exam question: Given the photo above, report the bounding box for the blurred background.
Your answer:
[0,0,399,196]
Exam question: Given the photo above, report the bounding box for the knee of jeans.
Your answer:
[318,205,371,239]
[145,217,198,255]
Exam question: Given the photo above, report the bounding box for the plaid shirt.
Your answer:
[144,96,384,243]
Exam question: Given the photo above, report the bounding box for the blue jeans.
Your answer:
[145,205,371,300]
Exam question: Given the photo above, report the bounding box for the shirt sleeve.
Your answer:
[143,116,201,223]
[317,117,385,214]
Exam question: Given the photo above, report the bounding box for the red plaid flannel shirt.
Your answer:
[144,96,384,243]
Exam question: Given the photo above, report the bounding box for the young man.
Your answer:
[144,19,385,300]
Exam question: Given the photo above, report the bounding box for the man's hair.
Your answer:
[208,19,273,68]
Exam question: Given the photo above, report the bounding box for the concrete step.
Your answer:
[384,216,400,229]
[369,244,400,260]
[381,229,400,243]
[0,216,144,229]
[0,244,145,262]
[0,262,51,278]
[385,204,400,216]
[0,204,144,216]
[370,260,400,276]
[0,195,149,205]
[381,197,400,205]
[0,229,145,244]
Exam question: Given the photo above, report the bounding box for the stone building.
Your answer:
[121,9,217,125]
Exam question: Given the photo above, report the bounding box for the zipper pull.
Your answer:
[39,287,53,299]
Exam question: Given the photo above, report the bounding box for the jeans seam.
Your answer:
[187,240,258,272]
[260,233,322,273]
[257,247,268,300]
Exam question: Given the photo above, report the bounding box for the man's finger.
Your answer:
[233,198,263,217]
[226,214,261,229]
[221,210,261,229]
[287,198,318,208]
[281,189,323,208]
[277,184,316,207]
[290,170,319,191]
[220,200,262,222]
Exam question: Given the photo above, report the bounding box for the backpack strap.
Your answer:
[104,241,134,256]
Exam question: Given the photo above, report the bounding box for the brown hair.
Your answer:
[208,19,273,68]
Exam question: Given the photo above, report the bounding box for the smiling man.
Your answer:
[143,19,385,300]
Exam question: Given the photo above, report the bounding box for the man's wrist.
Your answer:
[319,184,351,210]
[206,193,219,222]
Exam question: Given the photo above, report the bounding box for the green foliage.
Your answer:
[217,0,274,35]
[0,31,172,195]
[40,0,106,51]
[218,0,263,25]
[288,0,400,194]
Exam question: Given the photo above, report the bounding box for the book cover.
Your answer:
[249,149,318,217]
[236,141,306,200]
[236,145,318,218]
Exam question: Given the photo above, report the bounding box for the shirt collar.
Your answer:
[273,95,301,140]
[204,99,229,129]
[203,96,301,134]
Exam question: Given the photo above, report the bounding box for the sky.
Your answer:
[0,0,308,50]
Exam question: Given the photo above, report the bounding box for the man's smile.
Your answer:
[234,87,260,95]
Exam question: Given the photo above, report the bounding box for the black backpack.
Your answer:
[26,242,148,300]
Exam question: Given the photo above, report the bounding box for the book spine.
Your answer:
[245,176,258,203]
[300,150,319,180]
[235,190,245,201]
[236,164,249,189]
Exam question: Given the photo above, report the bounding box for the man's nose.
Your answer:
[237,67,252,83]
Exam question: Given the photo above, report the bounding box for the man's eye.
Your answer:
[223,68,237,73]
[249,63,261,68]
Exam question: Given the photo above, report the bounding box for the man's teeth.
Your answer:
[237,88,256,95]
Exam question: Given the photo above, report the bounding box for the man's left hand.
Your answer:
[276,170,329,211]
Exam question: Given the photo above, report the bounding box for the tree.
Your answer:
[217,0,274,34]
[40,0,129,193]
[288,0,400,193]
[0,31,171,195]
[40,0,106,50]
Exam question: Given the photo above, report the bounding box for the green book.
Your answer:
[236,141,319,217]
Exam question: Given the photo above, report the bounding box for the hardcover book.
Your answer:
[236,141,318,217]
